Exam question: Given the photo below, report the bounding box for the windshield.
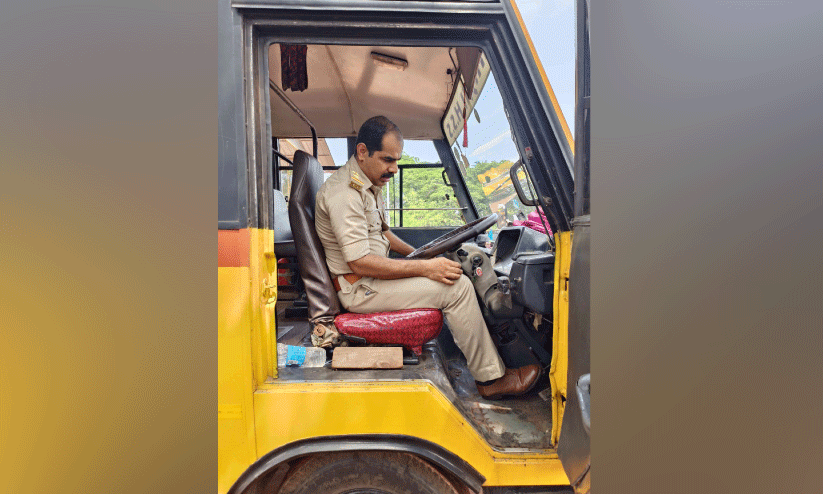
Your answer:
[452,72,537,231]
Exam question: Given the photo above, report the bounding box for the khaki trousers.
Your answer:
[336,274,506,383]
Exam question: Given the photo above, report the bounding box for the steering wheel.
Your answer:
[406,214,498,260]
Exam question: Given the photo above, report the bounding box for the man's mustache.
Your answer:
[381,173,394,179]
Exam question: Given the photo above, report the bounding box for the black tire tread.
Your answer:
[277,451,460,494]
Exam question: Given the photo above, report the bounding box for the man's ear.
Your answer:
[355,142,368,160]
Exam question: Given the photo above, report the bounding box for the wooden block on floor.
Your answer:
[331,346,403,369]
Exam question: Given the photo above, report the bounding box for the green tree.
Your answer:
[382,152,463,227]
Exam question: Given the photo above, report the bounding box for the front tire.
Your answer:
[277,451,461,494]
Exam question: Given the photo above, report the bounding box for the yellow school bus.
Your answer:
[218,0,590,492]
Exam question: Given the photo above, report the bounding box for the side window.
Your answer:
[452,72,537,230]
[274,138,348,199]
[381,140,463,228]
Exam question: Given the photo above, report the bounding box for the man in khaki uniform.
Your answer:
[315,116,540,399]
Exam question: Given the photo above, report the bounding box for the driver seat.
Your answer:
[288,150,443,355]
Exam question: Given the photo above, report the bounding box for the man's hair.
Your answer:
[355,116,402,156]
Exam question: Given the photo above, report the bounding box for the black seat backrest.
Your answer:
[288,150,341,323]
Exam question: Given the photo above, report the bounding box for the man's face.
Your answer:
[356,132,403,187]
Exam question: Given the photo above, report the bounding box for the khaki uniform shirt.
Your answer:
[315,155,390,276]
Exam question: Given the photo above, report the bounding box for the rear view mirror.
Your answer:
[509,160,538,206]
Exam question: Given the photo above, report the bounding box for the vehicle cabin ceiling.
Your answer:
[269,44,479,140]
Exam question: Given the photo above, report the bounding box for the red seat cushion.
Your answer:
[334,308,443,355]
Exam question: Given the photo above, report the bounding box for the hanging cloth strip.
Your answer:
[280,44,308,92]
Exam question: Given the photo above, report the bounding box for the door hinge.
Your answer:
[262,278,277,303]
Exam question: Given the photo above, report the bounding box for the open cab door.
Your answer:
[556,0,591,491]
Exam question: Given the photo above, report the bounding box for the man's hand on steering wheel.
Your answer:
[422,257,463,285]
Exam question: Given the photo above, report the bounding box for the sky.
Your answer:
[518,0,576,123]
[327,0,576,166]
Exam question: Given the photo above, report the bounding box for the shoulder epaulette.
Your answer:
[349,171,364,191]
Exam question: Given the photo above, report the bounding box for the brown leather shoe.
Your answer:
[477,364,542,400]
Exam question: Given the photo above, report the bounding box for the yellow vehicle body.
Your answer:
[218,228,572,492]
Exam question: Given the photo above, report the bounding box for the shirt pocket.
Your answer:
[365,208,382,232]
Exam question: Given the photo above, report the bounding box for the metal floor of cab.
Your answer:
[274,301,554,451]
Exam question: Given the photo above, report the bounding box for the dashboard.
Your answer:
[490,226,554,315]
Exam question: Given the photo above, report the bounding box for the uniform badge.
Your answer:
[350,170,364,191]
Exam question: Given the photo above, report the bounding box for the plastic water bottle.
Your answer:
[277,343,327,368]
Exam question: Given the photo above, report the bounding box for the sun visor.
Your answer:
[455,47,480,99]
[442,51,491,145]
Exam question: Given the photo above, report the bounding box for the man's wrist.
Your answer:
[413,258,429,277]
